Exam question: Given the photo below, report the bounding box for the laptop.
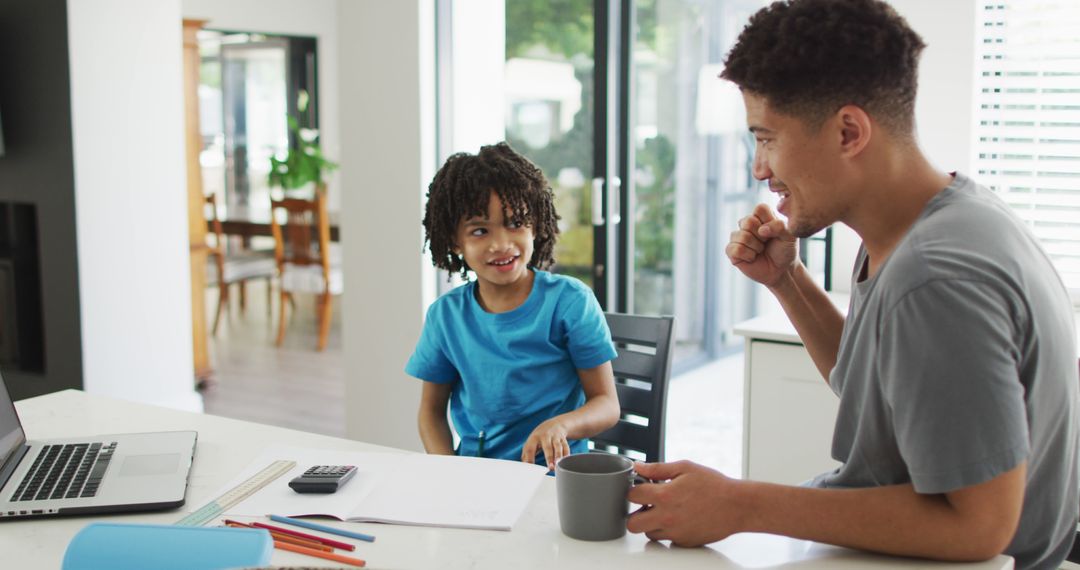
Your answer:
[0,370,197,519]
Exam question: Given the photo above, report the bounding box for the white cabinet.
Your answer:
[736,307,1079,486]
[743,339,840,485]
[735,312,843,485]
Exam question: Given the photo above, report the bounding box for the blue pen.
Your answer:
[268,514,376,542]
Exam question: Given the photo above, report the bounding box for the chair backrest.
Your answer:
[204,193,225,273]
[268,186,332,283]
[204,193,224,247]
[590,312,675,463]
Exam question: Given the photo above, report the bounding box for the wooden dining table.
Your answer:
[210,205,341,242]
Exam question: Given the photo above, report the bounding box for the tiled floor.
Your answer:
[200,280,745,475]
[200,283,346,436]
[665,353,744,477]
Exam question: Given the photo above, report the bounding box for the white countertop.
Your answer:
[732,312,802,344]
[735,296,1080,358]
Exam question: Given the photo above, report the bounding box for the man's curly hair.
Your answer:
[423,142,560,279]
[721,0,926,136]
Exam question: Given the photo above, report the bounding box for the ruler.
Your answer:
[175,459,297,527]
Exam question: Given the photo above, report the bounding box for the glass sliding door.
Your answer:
[506,0,600,290]
[440,0,609,296]
[625,0,766,365]
[437,0,773,369]
[221,37,289,215]
[198,32,319,217]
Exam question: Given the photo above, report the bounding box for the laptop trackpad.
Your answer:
[119,454,180,476]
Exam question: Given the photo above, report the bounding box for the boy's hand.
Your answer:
[522,419,570,470]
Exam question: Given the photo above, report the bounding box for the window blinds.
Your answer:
[974,2,1080,297]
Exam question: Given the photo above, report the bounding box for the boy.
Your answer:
[406,142,620,469]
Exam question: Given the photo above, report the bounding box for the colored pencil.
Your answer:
[269,514,377,542]
[224,520,332,552]
[268,532,334,552]
[274,539,366,567]
[249,521,356,551]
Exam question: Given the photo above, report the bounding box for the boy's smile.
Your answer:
[489,255,520,272]
[455,192,536,311]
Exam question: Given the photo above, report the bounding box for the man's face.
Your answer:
[743,92,845,238]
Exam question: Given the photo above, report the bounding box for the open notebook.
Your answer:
[213,446,547,531]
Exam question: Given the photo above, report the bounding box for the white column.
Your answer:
[338,0,436,450]
[67,0,202,411]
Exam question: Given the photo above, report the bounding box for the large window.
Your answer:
[439,0,597,288]
[628,0,769,364]
[436,0,789,371]
[974,2,1080,301]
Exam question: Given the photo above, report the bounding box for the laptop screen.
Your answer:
[0,370,27,472]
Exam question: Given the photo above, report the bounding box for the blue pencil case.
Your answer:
[62,523,273,570]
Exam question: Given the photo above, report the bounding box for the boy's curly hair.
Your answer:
[423,142,560,279]
[721,0,926,136]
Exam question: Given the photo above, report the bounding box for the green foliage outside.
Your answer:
[634,135,675,272]
[502,0,675,280]
[505,65,593,181]
[505,0,659,58]
[505,0,594,60]
[200,61,221,90]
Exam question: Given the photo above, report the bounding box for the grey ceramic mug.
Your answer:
[555,453,638,541]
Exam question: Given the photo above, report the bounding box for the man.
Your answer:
[626,1,1079,568]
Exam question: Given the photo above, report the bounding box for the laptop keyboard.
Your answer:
[9,442,118,502]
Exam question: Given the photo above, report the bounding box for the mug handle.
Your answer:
[628,472,656,516]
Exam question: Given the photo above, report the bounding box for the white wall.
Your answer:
[64,0,433,442]
[181,0,342,211]
[898,0,977,175]
[829,0,977,292]
[66,0,202,411]
[339,0,435,450]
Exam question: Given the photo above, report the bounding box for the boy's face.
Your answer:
[454,191,535,289]
[744,91,850,238]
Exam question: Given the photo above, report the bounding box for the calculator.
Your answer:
[288,465,358,494]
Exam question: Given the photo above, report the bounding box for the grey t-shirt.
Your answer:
[809,173,1078,570]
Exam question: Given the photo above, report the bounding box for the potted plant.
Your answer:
[268,91,337,195]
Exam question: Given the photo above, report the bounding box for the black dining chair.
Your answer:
[590,312,676,463]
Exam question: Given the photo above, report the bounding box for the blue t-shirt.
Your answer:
[405,270,617,463]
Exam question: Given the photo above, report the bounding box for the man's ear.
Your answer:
[835,104,872,158]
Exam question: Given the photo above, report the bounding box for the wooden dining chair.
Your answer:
[205,193,277,335]
[269,186,343,351]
